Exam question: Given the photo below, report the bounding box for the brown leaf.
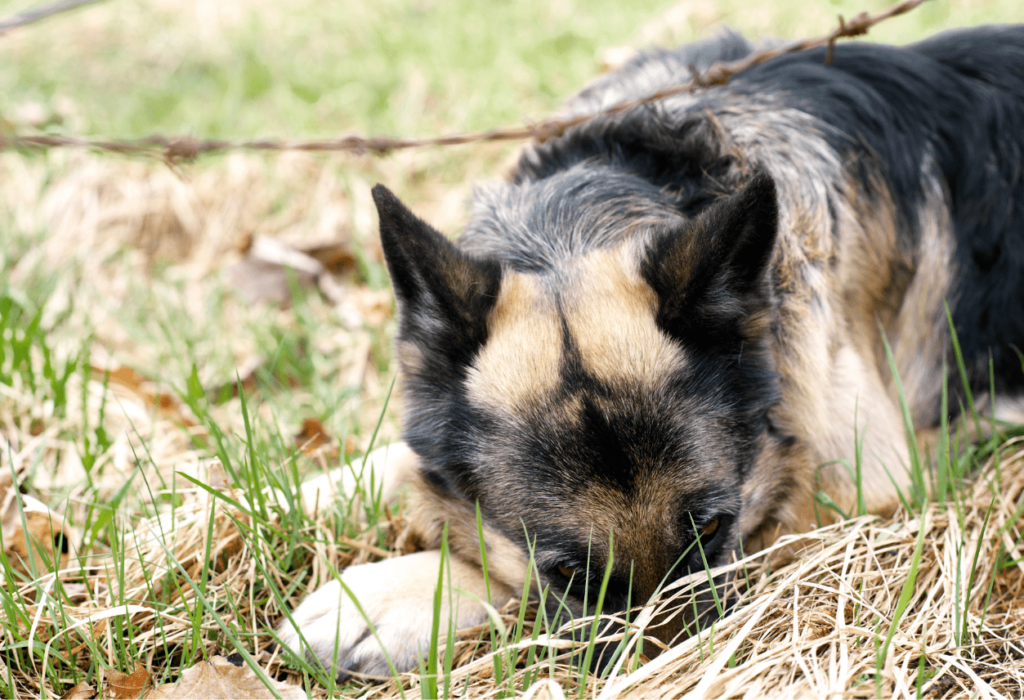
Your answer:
[60,681,96,699]
[294,418,334,454]
[225,236,323,307]
[94,365,195,428]
[349,287,393,326]
[203,360,260,402]
[301,241,357,273]
[344,434,359,457]
[144,656,303,699]
[0,477,70,577]
[227,235,358,308]
[225,258,319,307]
[106,662,151,699]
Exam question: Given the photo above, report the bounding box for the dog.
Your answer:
[278,26,1024,679]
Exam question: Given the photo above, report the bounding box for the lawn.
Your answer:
[0,0,1022,697]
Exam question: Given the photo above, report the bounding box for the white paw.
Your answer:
[277,551,514,680]
[297,442,417,516]
[266,442,418,517]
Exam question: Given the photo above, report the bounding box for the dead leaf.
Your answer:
[94,365,195,428]
[106,662,151,699]
[59,681,96,699]
[0,478,71,577]
[349,287,393,326]
[203,359,260,402]
[294,418,334,454]
[316,271,346,306]
[345,434,359,456]
[225,236,323,307]
[60,583,93,603]
[227,235,357,308]
[247,236,324,276]
[301,240,357,273]
[205,460,232,493]
[145,656,303,699]
[225,258,319,307]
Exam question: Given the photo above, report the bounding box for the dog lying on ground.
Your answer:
[278,25,1024,678]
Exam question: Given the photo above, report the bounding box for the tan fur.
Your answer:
[407,473,533,594]
[466,272,562,415]
[569,474,723,603]
[887,173,957,425]
[652,151,948,539]
[563,247,687,388]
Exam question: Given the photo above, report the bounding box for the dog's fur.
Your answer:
[279,26,1024,678]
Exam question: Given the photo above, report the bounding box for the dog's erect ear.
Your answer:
[372,184,502,363]
[642,172,778,340]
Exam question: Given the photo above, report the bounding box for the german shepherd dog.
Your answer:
[279,26,1024,678]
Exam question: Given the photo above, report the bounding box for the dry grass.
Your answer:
[2,150,1022,696]
[4,346,1023,697]
[341,447,1024,699]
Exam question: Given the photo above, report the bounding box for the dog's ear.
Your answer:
[642,172,778,341]
[372,184,502,364]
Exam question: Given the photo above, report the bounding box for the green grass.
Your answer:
[0,0,676,138]
[0,0,1021,141]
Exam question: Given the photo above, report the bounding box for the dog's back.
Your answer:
[280,27,1024,677]
[510,26,1024,395]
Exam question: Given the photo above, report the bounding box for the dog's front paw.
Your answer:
[295,442,418,516]
[277,551,513,680]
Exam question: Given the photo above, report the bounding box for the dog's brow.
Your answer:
[561,246,685,388]
[466,271,562,412]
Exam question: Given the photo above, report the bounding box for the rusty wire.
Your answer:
[0,0,107,36]
[0,0,931,163]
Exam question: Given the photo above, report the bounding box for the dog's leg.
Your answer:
[268,442,418,517]
[276,549,515,680]
[801,344,914,521]
[277,446,524,679]
[916,393,1024,463]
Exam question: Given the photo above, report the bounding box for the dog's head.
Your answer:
[372,171,782,623]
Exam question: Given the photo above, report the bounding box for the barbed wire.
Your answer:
[0,0,107,36]
[0,0,931,163]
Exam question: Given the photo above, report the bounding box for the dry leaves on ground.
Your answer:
[63,657,304,699]
[0,470,70,577]
[147,656,304,700]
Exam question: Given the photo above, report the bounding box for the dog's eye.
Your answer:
[557,565,577,580]
[700,518,720,539]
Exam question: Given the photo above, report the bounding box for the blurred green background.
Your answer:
[1,0,1019,141]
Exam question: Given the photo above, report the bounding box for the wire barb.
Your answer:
[0,0,107,36]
